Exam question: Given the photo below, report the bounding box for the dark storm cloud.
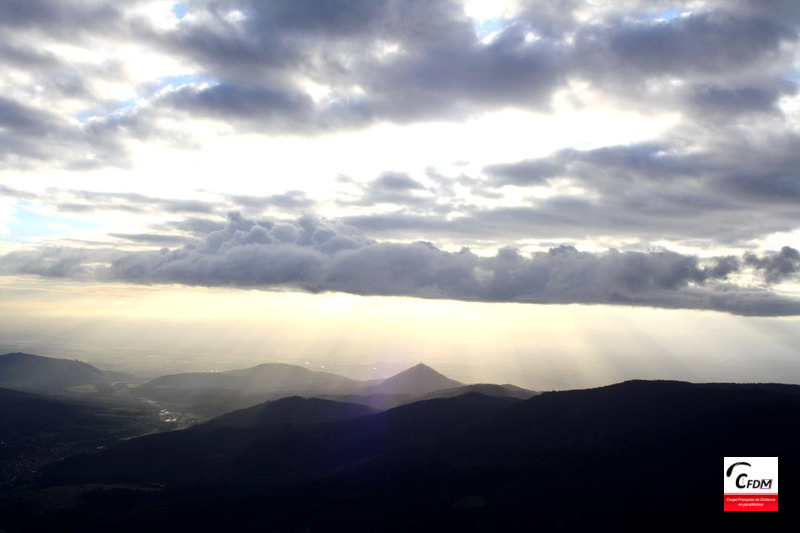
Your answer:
[165,0,472,73]
[358,26,566,121]
[165,84,317,131]
[683,80,798,118]
[0,0,122,31]
[0,96,55,137]
[166,84,314,119]
[2,213,799,316]
[744,246,800,282]
[575,10,794,79]
[723,173,800,202]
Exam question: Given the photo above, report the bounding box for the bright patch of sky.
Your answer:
[474,17,507,38]
[4,203,99,241]
[157,74,210,90]
[171,3,187,20]
[76,96,140,124]
[76,75,216,123]
[648,8,691,22]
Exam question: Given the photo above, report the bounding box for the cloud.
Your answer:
[0,246,122,279]
[147,0,799,128]
[0,184,36,200]
[162,83,365,133]
[373,172,425,191]
[161,217,226,236]
[1,0,799,300]
[744,246,800,282]
[575,9,794,79]
[22,188,314,218]
[0,95,129,169]
[342,171,433,207]
[51,190,217,215]
[229,190,316,210]
[108,233,192,246]
[2,213,799,316]
[683,80,798,118]
[0,0,123,32]
[467,133,800,245]
[484,143,710,186]
[1,0,798,172]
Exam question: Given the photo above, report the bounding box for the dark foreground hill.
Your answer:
[192,396,377,432]
[3,380,799,530]
[0,388,168,489]
[417,382,536,401]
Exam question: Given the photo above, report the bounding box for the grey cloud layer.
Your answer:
[2,213,798,316]
[745,246,800,282]
[3,0,799,168]
[157,0,798,126]
[344,132,800,245]
[0,96,128,169]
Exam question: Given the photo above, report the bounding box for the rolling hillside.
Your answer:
[7,380,799,529]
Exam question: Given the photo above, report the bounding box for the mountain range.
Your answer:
[133,362,368,416]
[4,352,798,529]
[0,352,537,418]
[0,352,127,393]
[4,379,798,530]
[132,360,516,416]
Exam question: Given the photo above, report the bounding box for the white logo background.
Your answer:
[724,457,778,494]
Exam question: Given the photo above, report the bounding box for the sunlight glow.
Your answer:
[2,277,798,388]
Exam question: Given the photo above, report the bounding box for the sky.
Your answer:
[1,0,800,388]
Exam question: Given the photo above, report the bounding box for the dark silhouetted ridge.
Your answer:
[419,383,537,401]
[194,396,376,432]
[17,379,800,531]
